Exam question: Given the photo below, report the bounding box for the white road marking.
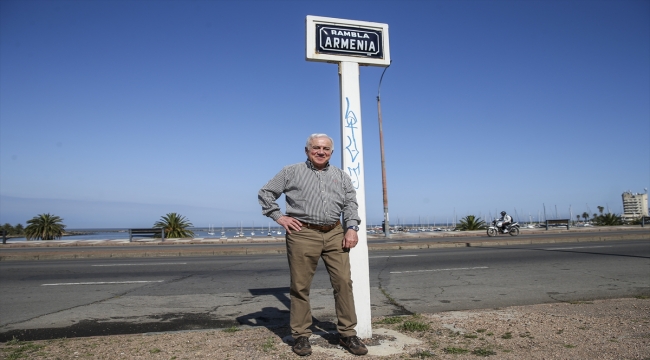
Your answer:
[390,266,488,274]
[370,255,418,258]
[42,280,164,286]
[543,246,613,250]
[91,263,187,267]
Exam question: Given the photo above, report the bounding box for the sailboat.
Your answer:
[234,222,244,237]
[207,224,215,236]
[251,221,255,236]
[220,224,226,239]
[267,223,272,236]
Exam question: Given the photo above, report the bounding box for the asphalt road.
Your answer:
[0,238,648,341]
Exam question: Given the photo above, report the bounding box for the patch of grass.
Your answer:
[3,341,45,360]
[577,326,588,330]
[223,326,240,333]
[399,320,430,332]
[556,329,564,334]
[443,347,469,354]
[486,332,494,336]
[6,339,18,346]
[501,332,513,339]
[634,295,649,299]
[411,349,436,358]
[519,331,533,338]
[472,347,497,356]
[262,337,275,352]
[476,329,487,333]
[568,300,593,305]
[464,333,478,339]
[376,316,403,324]
[563,344,576,348]
[149,348,161,354]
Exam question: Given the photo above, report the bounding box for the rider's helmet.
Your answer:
[500,211,506,216]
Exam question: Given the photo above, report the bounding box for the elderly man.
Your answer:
[258,133,367,356]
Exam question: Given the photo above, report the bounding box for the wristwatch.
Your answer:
[347,225,359,231]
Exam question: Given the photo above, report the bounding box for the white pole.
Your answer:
[339,61,371,338]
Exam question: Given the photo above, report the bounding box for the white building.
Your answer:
[621,191,648,221]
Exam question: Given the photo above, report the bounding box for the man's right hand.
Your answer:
[277,216,302,234]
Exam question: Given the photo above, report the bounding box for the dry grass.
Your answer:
[1,298,648,359]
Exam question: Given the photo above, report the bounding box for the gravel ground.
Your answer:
[1,297,648,359]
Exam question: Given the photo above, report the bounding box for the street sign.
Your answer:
[316,24,383,58]
[306,15,390,66]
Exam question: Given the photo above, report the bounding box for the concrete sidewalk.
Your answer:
[1,298,648,359]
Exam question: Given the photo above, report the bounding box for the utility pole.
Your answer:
[377,62,391,237]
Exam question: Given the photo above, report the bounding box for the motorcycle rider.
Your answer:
[499,211,512,233]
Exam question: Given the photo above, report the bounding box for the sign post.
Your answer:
[306,15,390,339]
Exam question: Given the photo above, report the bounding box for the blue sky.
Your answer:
[1,0,648,228]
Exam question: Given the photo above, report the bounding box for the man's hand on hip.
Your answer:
[343,229,359,249]
[277,216,302,234]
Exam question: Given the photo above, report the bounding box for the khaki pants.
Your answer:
[286,225,357,339]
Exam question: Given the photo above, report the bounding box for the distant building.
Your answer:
[621,191,648,221]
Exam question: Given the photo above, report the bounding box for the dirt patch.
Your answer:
[1,297,648,359]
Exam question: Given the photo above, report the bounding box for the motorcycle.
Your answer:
[487,220,520,237]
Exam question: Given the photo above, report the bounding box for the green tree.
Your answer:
[153,213,195,238]
[457,215,487,231]
[597,206,604,215]
[629,216,643,225]
[24,213,66,240]
[581,212,589,222]
[594,213,623,226]
[1,223,11,235]
[14,223,24,235]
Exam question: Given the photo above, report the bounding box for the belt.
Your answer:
[302,220,341,232]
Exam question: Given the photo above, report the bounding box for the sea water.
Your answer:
[6,227,285,242]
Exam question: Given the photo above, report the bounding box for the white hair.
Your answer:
[305,133,334,149]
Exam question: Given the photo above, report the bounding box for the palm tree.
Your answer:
[582,212,589,222]
[594,213,623,226]
[457,215,487,231]
[154,213,195,238]
[24,213,66,240]
[1,223,11,235]
[597,206,604,215]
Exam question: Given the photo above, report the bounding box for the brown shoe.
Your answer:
[339,335,368,355]
[292,336,312,356]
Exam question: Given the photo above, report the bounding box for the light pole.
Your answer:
[377,62,391,237]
